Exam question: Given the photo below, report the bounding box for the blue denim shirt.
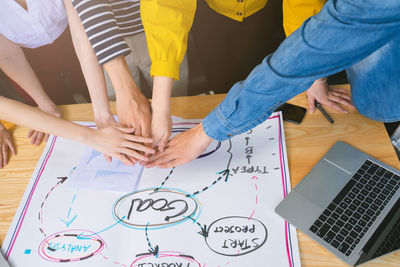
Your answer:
[202,0,400,141]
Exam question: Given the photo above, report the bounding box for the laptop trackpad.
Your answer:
[296,158,352,208]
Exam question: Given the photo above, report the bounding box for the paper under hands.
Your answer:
[68,148,143,193]
[68,116,186,193]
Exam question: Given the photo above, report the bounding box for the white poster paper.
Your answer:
[2,114,301,267]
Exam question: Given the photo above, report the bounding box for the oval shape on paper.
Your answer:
[114,188,199,229]
[38,230,104,262]
[131,251,201,267]
[205,216,268,256]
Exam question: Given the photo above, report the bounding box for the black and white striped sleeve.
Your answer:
[72,0,131,65]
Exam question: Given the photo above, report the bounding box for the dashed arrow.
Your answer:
[185,169,230,197]
[185,216,209,238]
[39,176,69,237]
[145,222,159,257]
[154,167,175,192]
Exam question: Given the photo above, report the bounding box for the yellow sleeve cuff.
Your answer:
[283,22,300,37]
[150,61,180,81]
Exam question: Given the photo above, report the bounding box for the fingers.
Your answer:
[329,93,355,108]
[330,88,350,95]
[124,134,153,144]
[324,101,348,114]
[28,130,47,146]
[158,135,169,152]
[120,147,150,162]
[0,145,3,169]
[27,129,34,139]
[103,154,112,163]
[134,126,141,137]
[7,139,16,156]
[2,143,8,168]
[44,133,50,142]
[326,94,355,113]
[159,160,178,169]
[330,90,352,101]
[114,126,135,134]
[35,132,45,146]
[307,94,316,114]
[127,156,138,165]
[29,131,38,145]
[146,152,174,168]
[113,153,135,166]
[121,141,155,154]
[140,117,151,138]
[148,148,169,162]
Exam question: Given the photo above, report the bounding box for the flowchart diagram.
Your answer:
[2,114,301,266]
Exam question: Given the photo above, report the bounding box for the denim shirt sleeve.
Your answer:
[203,0,400,141]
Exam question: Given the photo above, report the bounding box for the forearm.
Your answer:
[0,35,54,107]
[203,0,400,141]
[151,76,173,114]
[0,96,92,144]
[63,0,112,122]
[104,56,141,98]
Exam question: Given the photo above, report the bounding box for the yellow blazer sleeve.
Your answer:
[141,0,196,80]
[283,0,326,36]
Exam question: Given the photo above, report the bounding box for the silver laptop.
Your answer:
[276,141,400,266]
[0,252,10,267]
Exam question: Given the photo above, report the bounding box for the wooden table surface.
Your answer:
[1,90,399,266]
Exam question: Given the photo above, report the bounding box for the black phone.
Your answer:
[275,103,307,124]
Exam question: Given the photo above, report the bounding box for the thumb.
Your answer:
[307,95,316,114]
[103,154,112,163]
[158,135,169,152]
[114,126,135,134]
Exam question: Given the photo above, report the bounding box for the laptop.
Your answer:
[0,252,9,267]
[275,141,400,266]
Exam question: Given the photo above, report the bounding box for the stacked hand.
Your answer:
[115,85,152,164]
[86,125,155,166]
[117,88,151,137]
[146,123,212,168]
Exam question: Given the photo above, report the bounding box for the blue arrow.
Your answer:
[77,216,126,240]
[60,207,78,228]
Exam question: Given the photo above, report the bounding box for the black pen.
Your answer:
[315,100,334,124]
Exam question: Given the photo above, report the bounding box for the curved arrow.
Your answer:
[145,222,159,257]
[154,167,175,192]
[39,176,69,237]
[185,216,209,238]
[185,169,230,197]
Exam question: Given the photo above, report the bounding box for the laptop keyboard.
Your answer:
[309,160,400,257]
[372,212,400,258]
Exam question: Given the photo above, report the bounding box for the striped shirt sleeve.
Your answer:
[72,0,131,65]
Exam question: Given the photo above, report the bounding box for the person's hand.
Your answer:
[306,78,355,114]
[145,123,213,168]
[116,86,151,137]
[116,88,151,164]
[151,113,172,153]
[27,103,61,145]
[86,125,155,166]
[151,106,172,153]
[0,125,16,168]
[95,115,120,163]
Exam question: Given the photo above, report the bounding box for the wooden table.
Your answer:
[1,90,400,266]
